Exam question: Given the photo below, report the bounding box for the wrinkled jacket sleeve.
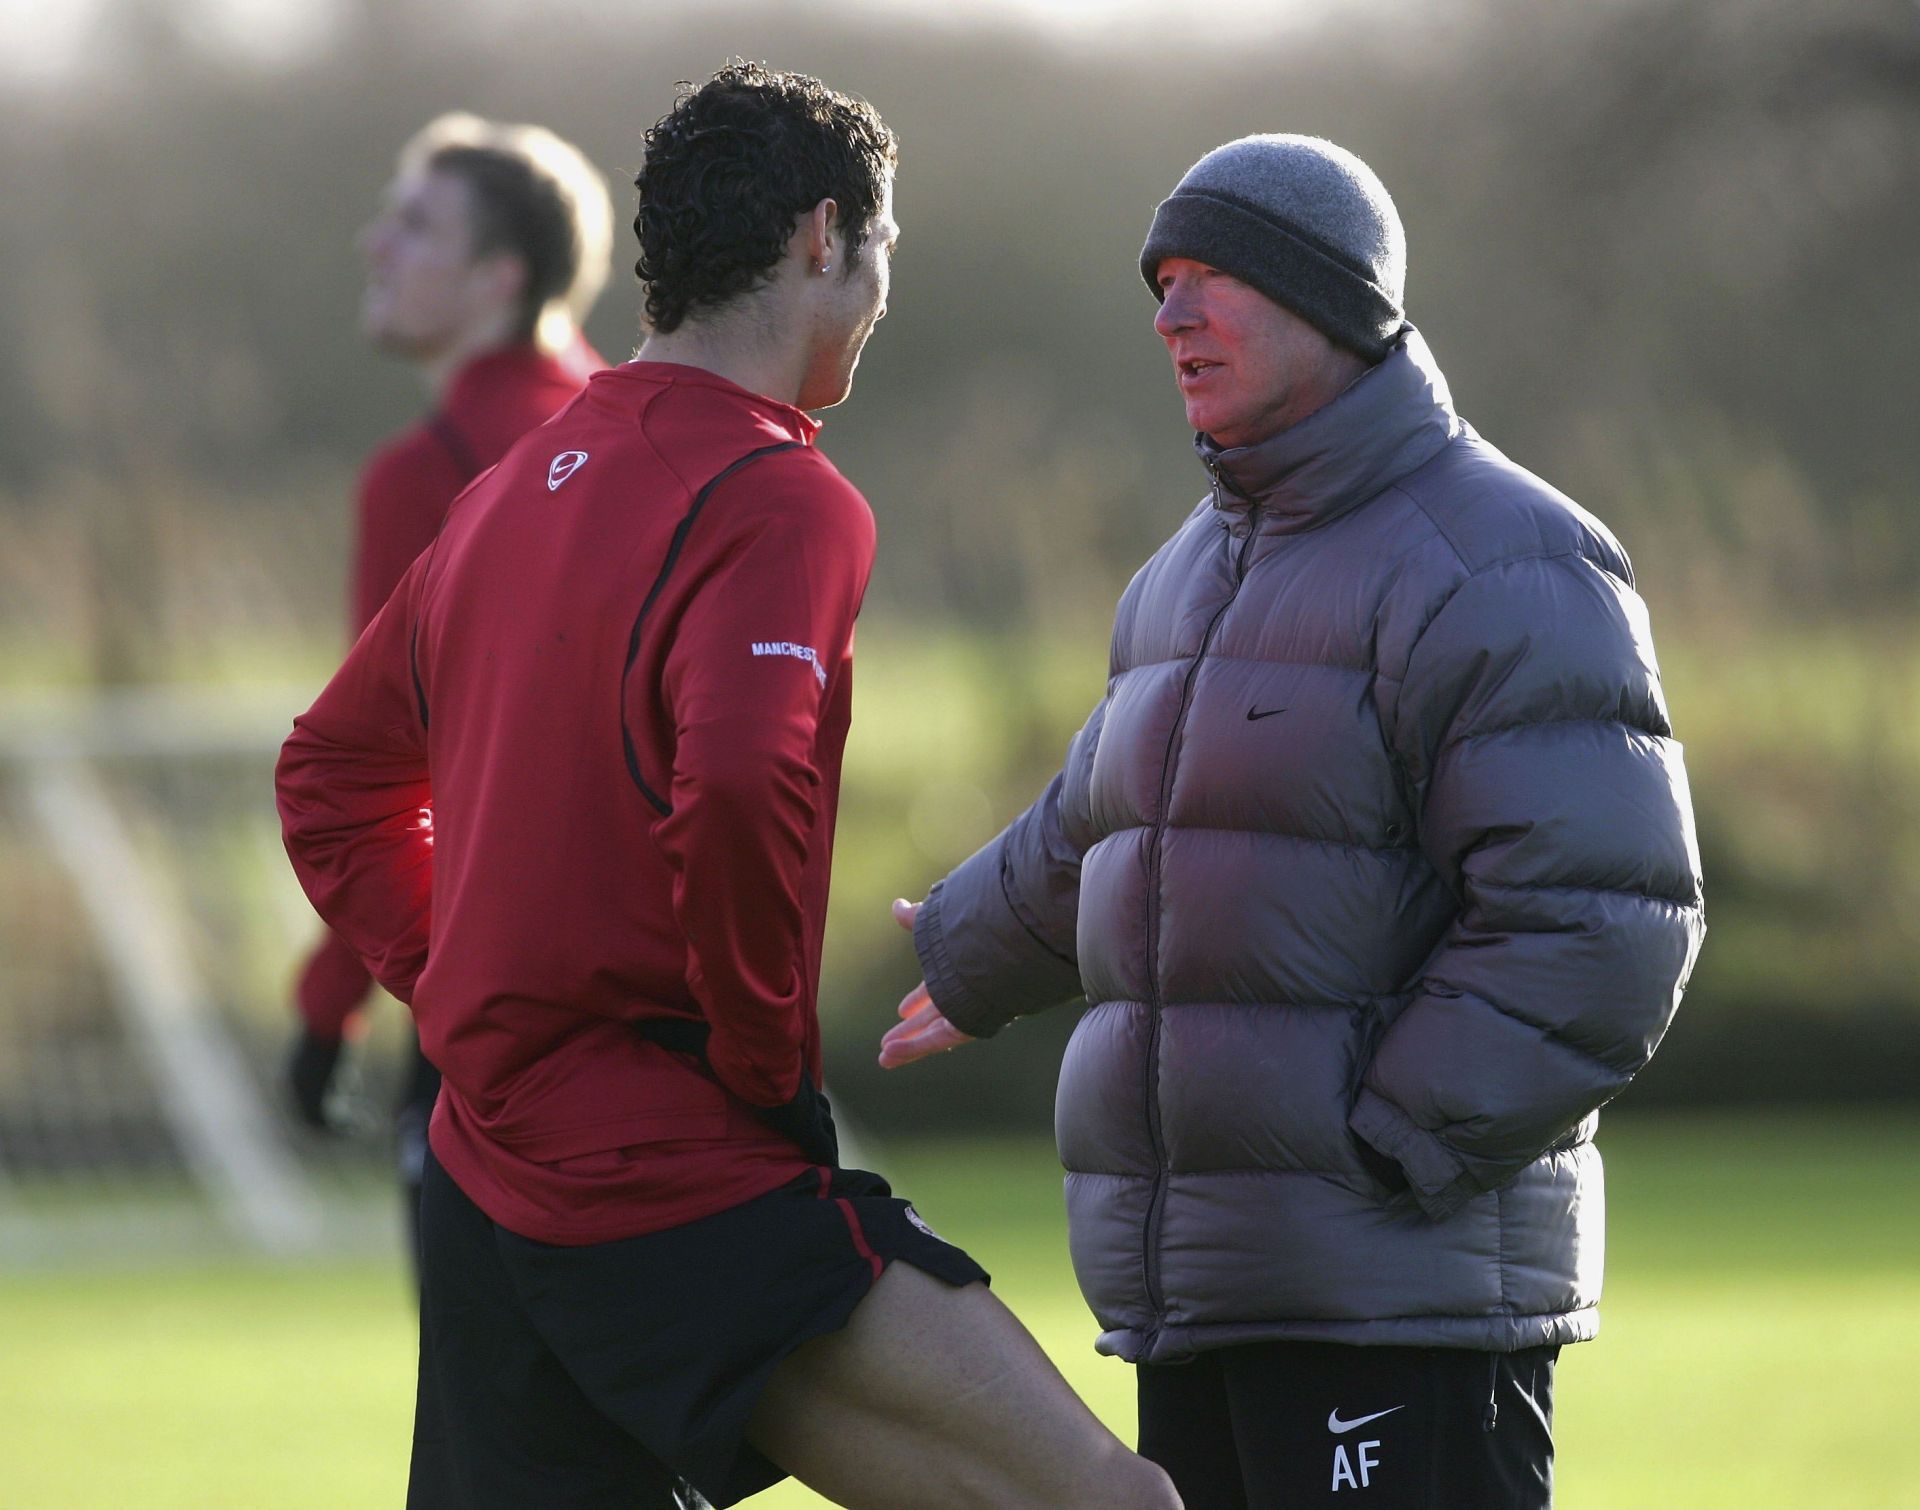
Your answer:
[277,553,435,1005]
[1352,550,1705,1220]
[913,696,1106,1038]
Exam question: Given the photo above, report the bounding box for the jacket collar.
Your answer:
[1196,325,1459,535]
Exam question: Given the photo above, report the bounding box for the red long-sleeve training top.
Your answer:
[297,339,603,1038]
[277,362,876,1243]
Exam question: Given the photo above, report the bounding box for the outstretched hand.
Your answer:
[878,898,977,1069]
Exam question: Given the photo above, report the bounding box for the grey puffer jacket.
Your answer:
[913,329,1703,1364]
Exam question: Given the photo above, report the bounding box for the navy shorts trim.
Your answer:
[409,1149,988,1508]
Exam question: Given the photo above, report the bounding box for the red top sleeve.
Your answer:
[351,438,465,634]
[646,462,874,1107]
[278,553,435,1005]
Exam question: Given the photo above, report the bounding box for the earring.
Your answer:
[818,261,832,274]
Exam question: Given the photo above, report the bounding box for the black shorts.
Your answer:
[1137,1337,1559,1509]
[408,1148,988,1509]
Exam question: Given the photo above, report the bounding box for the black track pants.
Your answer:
[1137,1339,1558,1508]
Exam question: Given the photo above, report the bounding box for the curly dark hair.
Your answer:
[633,62,898,334]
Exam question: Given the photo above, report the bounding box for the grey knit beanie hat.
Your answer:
[1140,134,1407,361]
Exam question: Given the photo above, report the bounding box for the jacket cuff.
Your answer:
[914,840,1082,1040]
[1349,1087,1481,1222]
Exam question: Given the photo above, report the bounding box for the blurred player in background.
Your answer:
[285,111,612,1282]
[280,63,1177,1510]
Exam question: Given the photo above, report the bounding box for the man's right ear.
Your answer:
[474,249,530,313]
[804,197,839,273]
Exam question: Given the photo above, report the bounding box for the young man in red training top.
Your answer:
[285,113,611,1275]
[278,64,1179,1510]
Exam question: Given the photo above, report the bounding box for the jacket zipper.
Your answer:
[1139,496,1260,1334]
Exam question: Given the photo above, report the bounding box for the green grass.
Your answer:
[0,1114,1914,1508]
[1554,1114,1920,1510]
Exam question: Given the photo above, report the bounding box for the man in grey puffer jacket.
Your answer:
[881,135,1704,1507]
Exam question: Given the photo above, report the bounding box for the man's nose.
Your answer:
[1154,284,1197,336]
[358,218,391,264]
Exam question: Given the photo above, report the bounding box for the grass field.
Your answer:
[0,1112,1914,1508]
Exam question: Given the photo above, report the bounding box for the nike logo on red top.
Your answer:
[547,451,589,491]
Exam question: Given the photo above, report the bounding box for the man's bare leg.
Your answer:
[747,1262,1179,1509]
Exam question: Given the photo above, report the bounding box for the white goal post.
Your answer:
[0,685,324,1255]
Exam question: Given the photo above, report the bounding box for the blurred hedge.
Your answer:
[2,0,1916,1124]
